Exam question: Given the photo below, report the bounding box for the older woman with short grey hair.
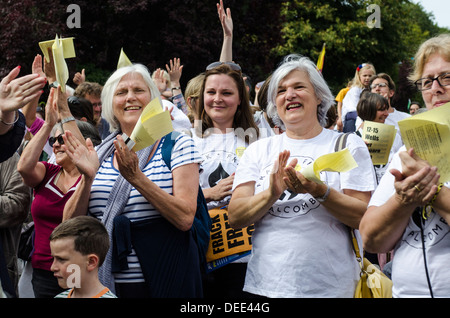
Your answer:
[228,54,376,298]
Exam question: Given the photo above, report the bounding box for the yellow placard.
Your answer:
[206,208,253,263]
[398,102,450,182]
[51,35,69,93]
[130,97,174,151]
[39,37,75,63]
[117,48,132,69]
[362,121,396,165]
[297,148,358,183]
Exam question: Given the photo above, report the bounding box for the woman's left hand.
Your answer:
[284,159,327,197]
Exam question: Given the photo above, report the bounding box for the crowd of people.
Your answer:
[0,1,449,298]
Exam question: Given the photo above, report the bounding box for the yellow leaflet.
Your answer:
[362,121,396,165]
[39,37,75,63]
[297,148,358,184]
[52,35,69,93]
[398,102,450,182]
[130,97,173,151]
[117,48,132,69]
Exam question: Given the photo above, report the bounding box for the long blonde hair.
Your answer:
[351,63,376,88]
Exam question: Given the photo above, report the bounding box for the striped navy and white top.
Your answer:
[88,133,202,283]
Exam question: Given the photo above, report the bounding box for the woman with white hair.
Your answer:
[228,54,376,297]
[62,63,203,298]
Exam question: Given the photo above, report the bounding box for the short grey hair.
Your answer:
[101,64,161,132]
[266,54,335,128]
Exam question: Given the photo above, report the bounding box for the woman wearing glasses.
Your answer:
[17,87,91,298]
[360,33,450,298]
[228,54,376,297]
[192,62,259,297]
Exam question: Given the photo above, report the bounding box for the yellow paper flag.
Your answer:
[52,35,69,93]
[130,97,174,151]
[297,148,358,183]
[39,37,75,63]
[398,102,450,182]
[117,48,133,69]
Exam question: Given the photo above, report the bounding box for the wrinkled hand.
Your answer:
[73,69,85,86]
[0,66,46,113]
[217,0,233,37]
[113,134,142,182]
[399,148,432,178]
[283,156,325,197]
[62,130,99,179]
[390,165,440,207]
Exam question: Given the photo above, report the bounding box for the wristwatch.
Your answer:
[61,116,75,124]
[49,81,59,88]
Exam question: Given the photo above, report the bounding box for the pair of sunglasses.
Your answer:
[206,61,241,71]
[48,134,64,147]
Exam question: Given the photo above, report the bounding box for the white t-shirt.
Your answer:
[369,146,450,298]
[385,108,411,129]
[233,129,376,297]
[342,86,362,121]
[162,99,192,132]
[191,130,248,210]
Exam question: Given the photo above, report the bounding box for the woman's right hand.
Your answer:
[62,130,99,179]
[207,173,235,202]
[390,165,440,207]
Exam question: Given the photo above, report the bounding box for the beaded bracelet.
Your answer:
[0,110,19,126]
[422,183,444,219]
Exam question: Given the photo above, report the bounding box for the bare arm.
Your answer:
[360,164,440,253]
[114,135,198,231]
[218,0,233,62]
[17,89,57,188]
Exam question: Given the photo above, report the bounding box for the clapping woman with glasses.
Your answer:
[360,33,450,298]
[17,87,89,298]
[192,61,259,297]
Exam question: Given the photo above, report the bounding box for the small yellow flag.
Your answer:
[316,43,326,73]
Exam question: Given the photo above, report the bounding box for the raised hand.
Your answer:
[62,129,99,179]
[217,0,233,38]
[0,66,46,113]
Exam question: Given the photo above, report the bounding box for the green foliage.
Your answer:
[272,0,446,106]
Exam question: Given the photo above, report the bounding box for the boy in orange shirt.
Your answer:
[50,216,116,298]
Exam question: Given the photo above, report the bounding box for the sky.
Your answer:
[413,0,450,29]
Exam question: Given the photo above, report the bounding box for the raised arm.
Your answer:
[22,54,46,128]
[218,0,233,62]
[17,88,57,188]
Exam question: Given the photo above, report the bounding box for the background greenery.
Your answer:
[1,0,447,111]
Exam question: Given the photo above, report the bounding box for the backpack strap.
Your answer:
[161,131,182,170]
[334,132,351,152]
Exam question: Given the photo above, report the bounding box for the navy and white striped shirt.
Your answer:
[88,133,201,283]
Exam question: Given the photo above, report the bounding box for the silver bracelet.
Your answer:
[315,184,331,203]
[0,110,19,126]
[61,116,75,124]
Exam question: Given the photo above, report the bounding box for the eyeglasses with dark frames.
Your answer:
[414,73,450,91]
[48,134,64,147]
[206,61,242,72]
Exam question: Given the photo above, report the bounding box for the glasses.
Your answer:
[414,73,450,91]
[206,61,241,71]
[48,134,64,147]
[370,83,388,89]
